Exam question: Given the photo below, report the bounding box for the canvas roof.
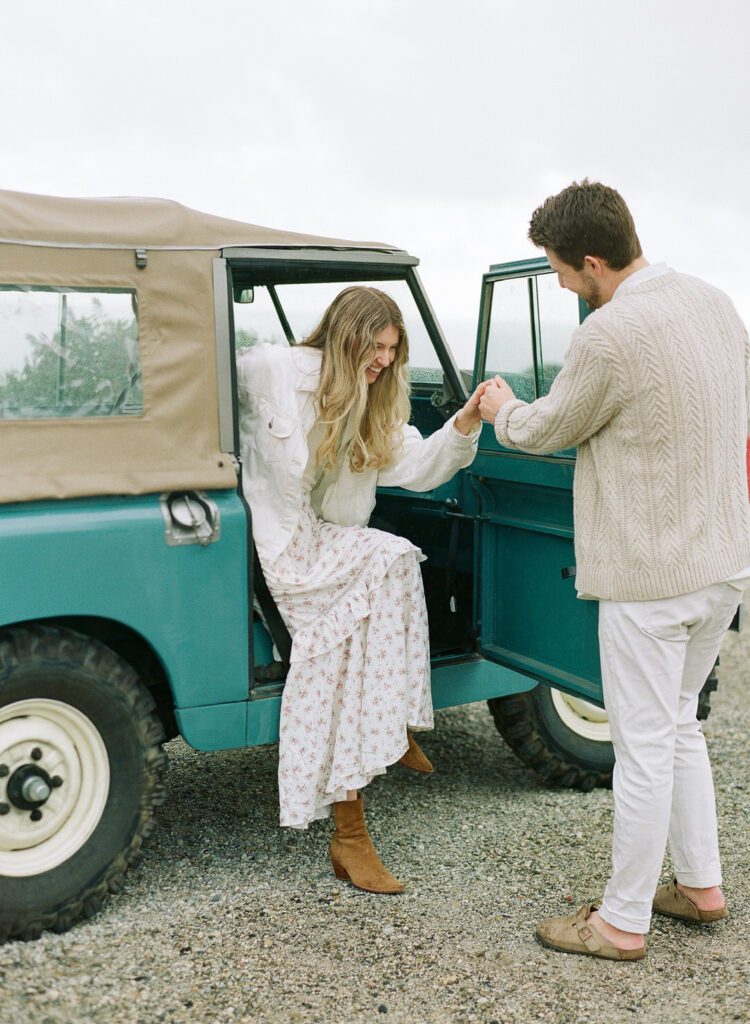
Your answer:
[0,188,400,253]
[0,189,413,506]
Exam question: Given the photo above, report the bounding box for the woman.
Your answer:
[237,286,483,893]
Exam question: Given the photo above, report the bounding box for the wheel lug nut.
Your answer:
[0,764,8,777]
[31,748,43,761]
[30,809,43,822]
[0,803,9,815]
[51,776,63,788]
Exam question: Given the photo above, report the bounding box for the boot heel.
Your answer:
[330,855,350,881]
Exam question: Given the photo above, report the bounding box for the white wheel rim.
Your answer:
[550,688,611,744]
[0,699,110,877]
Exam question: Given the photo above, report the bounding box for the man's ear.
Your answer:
[583,255,607,277]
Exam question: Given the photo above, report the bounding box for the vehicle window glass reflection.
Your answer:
[0,287,141,419]
[484,278,535,403]
[536,273,582,396]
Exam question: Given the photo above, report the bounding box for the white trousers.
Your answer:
[597,581,742,933]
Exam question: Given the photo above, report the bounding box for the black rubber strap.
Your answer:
[253,546,292,667]
[236,462,292,671]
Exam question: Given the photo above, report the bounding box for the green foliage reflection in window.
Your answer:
[0,287,141,420]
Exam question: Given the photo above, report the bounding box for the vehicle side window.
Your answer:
[484,276,536,402]
[483,272,582,401]
[536,272,582,396]
[0,287,141,419]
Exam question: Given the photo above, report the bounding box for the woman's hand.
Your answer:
[479,376,517,423]
[454,380,493,435]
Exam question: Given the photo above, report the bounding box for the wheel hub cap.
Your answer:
[0,699,110,876]
[8,764,53,809]
[550,688,612,743]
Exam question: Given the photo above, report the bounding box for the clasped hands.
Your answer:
[454,376,517,435]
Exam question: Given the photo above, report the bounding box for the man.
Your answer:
[479,180,750,961]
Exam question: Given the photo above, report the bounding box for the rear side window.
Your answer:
[0,287,141,420]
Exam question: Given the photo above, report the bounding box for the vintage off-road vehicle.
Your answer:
[0,190,721,942]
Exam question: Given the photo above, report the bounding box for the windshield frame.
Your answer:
[214,247,468,454]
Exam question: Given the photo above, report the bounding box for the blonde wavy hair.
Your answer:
[300,286,411,472]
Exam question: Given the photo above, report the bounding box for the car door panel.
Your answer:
[469,259,603,704]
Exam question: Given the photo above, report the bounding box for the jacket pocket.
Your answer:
[264,411,294,439]
[255,400,296,468]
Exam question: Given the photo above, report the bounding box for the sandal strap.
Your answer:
[575,903,604,953]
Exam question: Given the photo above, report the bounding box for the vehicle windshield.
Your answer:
[232,275,447,388]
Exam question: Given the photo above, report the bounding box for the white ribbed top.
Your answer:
[495,270,750,601]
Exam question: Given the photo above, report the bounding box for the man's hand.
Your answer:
[454,380,493,435]
[479,377,517,423]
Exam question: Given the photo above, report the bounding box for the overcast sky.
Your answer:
[2,0,748,367]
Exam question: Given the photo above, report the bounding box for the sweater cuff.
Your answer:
[494,399,528,447]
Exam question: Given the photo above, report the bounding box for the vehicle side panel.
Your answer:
[468,428,603,704]
[0,492,251,743]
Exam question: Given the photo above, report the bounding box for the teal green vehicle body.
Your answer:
[0,491,251,749]
[0,468,547,754]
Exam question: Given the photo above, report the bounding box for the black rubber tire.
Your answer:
[489,685,614,792]
[697,660,718,721]
[489,666,718,794]
[0,625,166,944]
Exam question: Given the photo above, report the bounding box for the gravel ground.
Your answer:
[1,628,749,1024]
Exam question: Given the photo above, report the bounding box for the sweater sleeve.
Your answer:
[743,327,750,431]
[494,327,620,455]
[377,413,479,490]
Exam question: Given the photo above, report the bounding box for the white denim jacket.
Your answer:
[237,343,479,563]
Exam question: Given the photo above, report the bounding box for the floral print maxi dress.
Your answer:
[264,464,433,828]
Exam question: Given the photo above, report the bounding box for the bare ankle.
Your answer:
[676,882,725,910]
[589,910,645,950]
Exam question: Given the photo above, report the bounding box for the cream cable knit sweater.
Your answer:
[495,270,750,601]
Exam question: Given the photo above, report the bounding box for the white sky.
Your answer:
[2,0,749,368]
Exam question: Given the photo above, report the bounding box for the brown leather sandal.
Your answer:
[652,879,728,923]
[536,903,646,961]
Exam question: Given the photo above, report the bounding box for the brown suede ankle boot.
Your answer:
[398,732,433,773]
[329,795,404,894]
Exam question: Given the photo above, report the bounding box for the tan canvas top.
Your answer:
[0,190,407,506]
[0,188,399,253]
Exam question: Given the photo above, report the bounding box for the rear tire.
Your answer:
[0,625,166,943]
[489,665,718,793]
[489,685,614,792]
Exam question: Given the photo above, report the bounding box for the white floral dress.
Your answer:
[263,423,433,829]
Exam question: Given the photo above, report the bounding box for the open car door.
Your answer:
[467,258,604,704]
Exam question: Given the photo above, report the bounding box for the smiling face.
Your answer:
[365,323,400,384]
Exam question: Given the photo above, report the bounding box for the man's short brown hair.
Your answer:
[528,179,642,270]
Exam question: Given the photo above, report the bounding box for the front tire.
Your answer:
[0,626,166,943]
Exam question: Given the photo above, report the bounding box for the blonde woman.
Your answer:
[237,286,483,893]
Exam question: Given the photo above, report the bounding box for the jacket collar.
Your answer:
[291,345,322,392]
